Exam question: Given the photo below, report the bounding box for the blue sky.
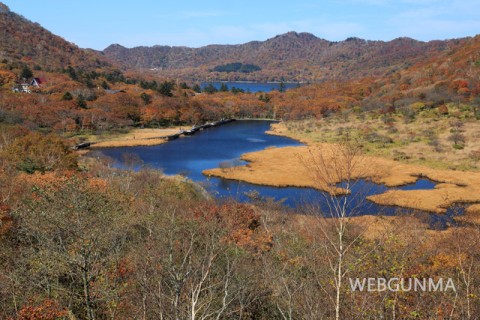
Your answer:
[3,0,480,50]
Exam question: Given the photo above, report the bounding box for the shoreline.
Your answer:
[80,127,184,149]
[90,138,169,148]
[204,123,480,215]
[203,80,306,84]
[77,120,480,218]
[78,119,276,150]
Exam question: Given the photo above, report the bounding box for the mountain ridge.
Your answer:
[102,31,470,82]
[0,1,477,85]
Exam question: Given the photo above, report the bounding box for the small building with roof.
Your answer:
[11,77,45,93]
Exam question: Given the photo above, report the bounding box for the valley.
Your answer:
[1,1,480,319]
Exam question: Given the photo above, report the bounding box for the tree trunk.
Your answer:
[83,264,95,320]
[335,226,344,320]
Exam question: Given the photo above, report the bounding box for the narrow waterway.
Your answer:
[96,120,462,229]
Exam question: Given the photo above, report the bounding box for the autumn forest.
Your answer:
[1,2,480,319]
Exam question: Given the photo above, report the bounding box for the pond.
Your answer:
[96,120,461,229]
[201,81,301,93]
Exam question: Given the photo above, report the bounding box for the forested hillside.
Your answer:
[1,0,479,136]
[103,31,468,82]
[0,3,109,71]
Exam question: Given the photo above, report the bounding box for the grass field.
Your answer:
[268,103,480,171]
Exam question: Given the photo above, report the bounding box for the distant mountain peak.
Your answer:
[282,31,303,37]
[0,2,10,13]
[344,37,366,42]
[104,43,127,51]
[392,37,420,43]
[274,31,318,40]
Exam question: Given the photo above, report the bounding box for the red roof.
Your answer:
[31,78,46,86]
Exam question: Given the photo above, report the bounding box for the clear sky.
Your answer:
[3,0,480,50]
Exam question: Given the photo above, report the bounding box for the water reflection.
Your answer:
[97,120,463,229]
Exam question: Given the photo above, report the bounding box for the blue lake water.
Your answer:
[201,81,300,93]
[96,120,462,229]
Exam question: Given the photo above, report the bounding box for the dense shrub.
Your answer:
[4,132,77,173]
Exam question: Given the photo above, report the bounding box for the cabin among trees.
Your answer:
[11,82,31,94]
[12,77,45,93]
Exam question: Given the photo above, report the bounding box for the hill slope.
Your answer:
[0,2,109,71]
[103,31,469,82]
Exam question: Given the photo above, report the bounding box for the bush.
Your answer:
[62,91,73,100]
[409,102,426,111]
[437,104,449,115]
[0,109,22,124]
[392,150,410,161]
[366,132,393,145]
[428,138,443,152]
[387,126,398,134]
[4,132,77,173]
[401,107,416,123]
[448,132,466,146]
[470,150,480,161]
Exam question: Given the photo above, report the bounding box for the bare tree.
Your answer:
[129,197,248,320]
[468,96,480,120]
[452,225,480,319]
[14,177,129,320]
[300,137,380,320]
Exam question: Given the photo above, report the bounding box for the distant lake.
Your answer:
[96,120,462,229]
[201,81,300,93]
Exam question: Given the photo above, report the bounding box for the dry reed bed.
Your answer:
[203,143,480,214]
[89,127,183,148]
[91,138,168,148]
